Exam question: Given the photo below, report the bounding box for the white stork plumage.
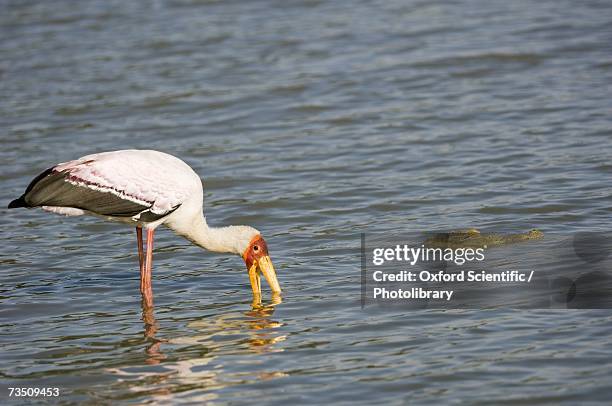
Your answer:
[8,150,281,306]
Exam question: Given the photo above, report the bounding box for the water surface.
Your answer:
[2,0,612,404]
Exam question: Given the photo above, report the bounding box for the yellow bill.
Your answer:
[248,256,281,296]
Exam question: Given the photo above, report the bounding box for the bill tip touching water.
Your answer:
[8,149,281,306]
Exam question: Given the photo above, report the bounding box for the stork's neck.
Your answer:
[176,212,254,255]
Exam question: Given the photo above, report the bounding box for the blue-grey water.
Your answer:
[2,0,612,404]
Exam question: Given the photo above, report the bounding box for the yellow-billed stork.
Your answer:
[8,150,281,306]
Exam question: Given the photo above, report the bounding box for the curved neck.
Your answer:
[176,213,245,255]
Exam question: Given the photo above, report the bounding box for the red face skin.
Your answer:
[243,235,270,269]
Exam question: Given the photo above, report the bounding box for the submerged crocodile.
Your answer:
[424,228,543,249]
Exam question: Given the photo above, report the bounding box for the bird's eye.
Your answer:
[253,245,259,252]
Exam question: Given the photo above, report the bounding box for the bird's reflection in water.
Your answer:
[242,292,286,351]
[141,292,285,360]
[141,298,166,365]
[107,294,286,401]
[176,292,286,354]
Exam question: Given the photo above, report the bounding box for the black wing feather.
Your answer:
[10,168,156,218]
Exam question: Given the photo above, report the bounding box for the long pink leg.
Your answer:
[136,227,144,274]
[141,228,155,307]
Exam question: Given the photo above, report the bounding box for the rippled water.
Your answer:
[2,0,612,404]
